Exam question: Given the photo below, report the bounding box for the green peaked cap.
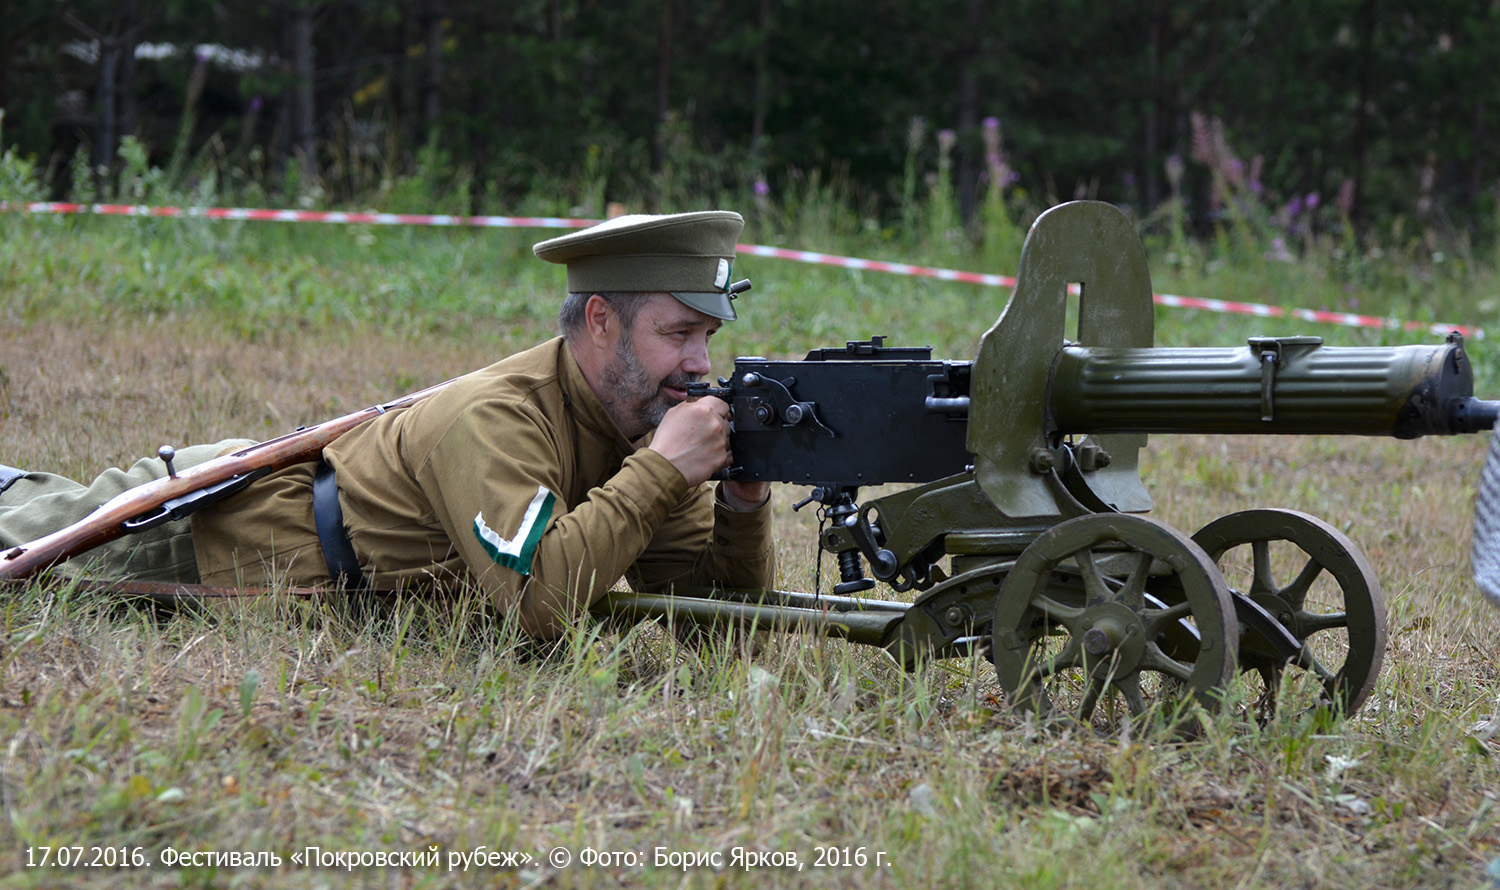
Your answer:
[533,210,747,320]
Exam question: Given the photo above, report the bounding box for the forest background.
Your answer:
[5,0,1500,254]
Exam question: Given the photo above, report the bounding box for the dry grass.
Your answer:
[3,314,1500,889]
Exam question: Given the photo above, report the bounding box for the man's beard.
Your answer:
[599,331,699,439]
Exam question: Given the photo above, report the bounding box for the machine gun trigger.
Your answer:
[684,380,743,482]
[687,375,837,439]
[683,381,734,401]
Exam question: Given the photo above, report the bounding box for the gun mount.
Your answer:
[599,200,1499,729]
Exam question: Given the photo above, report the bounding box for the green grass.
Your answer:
[2,188,1500,889]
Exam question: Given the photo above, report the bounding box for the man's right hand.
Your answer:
[648,397,732,486]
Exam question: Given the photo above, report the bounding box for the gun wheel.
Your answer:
[1192,509,1386,720]
[992,514,1238,730]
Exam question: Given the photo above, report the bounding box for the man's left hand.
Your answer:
[722,480,770,512]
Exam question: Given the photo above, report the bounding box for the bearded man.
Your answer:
[0,211,776,638]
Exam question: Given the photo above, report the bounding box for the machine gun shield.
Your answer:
[968,201,1155,519]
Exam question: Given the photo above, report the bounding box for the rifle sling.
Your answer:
[313,460,367,591]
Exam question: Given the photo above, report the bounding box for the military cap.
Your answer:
[533,210,747,320]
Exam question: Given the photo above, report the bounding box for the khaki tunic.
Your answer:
[191,338,775,637]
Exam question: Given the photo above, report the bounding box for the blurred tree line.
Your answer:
[2,0,1497,241]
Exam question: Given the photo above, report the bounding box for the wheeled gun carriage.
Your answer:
[599,200,1500,725]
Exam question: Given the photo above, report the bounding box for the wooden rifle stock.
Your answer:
[0,378,454,582]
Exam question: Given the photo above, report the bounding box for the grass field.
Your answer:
[2,204,1500,889]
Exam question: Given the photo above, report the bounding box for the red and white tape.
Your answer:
[6,201,596,230]
[1152,291,1480,338]
[4,201,1484,339]
[736,243,1017,289]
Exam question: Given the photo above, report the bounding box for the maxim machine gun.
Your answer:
[600,200,1500,726]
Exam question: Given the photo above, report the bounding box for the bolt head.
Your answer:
[1083,627,1113,656]
[1028,448,1057,474]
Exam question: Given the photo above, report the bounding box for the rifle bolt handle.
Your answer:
[158,445,178,478]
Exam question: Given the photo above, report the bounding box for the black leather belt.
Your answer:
[312,460,366,590]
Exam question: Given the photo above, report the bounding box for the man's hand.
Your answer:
[649,397,733,486]
[650,399,771,510]
[721,480,770,511]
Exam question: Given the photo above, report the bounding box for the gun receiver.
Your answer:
[691,336,971,487]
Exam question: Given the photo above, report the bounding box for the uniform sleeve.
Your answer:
[627,484,776,594]
[415,398,697,639]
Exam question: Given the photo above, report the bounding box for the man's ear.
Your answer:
[583,293,614,346]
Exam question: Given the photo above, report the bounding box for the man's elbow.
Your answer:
[515,602,569,641]
[512,579,594,641]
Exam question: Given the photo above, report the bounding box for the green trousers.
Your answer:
[0,441,256,582]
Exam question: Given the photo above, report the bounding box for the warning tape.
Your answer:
[5,201,595,230]
[1152,292,1481,339]
[4,201,1484,339]
[736,243,1017,289]
[739,244,1483,339]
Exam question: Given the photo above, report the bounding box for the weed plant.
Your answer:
[0,133,1498,888]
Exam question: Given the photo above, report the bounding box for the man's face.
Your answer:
[598,294,721,439]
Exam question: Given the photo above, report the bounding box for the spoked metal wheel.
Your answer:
[992,514,1239,729]
[1192,509,1386,719]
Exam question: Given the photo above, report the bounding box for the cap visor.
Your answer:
[671,292,737,321]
